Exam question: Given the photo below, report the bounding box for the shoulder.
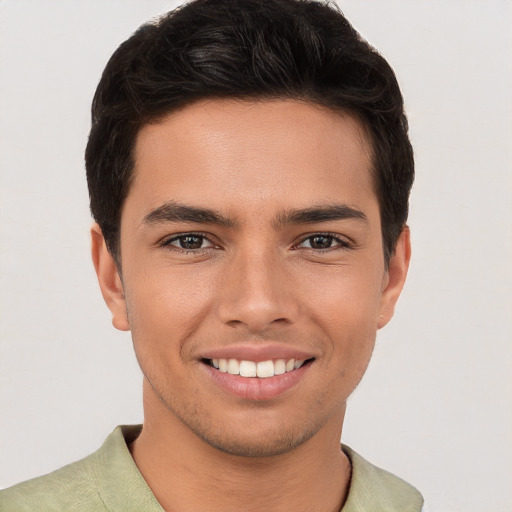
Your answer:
[0,451,106,511]
[0,425,160,512]
[342,445,424,512]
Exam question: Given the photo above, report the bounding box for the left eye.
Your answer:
[166,234,214,250]
[298,235,346,250]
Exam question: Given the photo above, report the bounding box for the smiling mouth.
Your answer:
[202,358,315,378]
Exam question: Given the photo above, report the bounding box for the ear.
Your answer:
[90,224,130,331]
[377,226,411,329]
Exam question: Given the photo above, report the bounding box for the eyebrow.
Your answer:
[274,204,368,227]
[143,201,237,228]
[142,201,367,229]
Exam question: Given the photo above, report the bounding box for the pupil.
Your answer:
[181,235,202,249]
[311,236,331,249]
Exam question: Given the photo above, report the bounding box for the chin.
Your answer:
[196,430,316,458]
[186,414,323,458]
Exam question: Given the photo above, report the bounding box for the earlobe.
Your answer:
[377,226,411,329]
[90,224,130,331]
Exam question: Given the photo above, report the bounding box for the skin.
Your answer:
[92,99,411,512]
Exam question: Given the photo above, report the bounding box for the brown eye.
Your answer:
[165,234,214,250]
[308,235,334,249]
[178,235,204,249]
[296,234,350,251]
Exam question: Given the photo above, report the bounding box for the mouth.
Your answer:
[201,357,315,378]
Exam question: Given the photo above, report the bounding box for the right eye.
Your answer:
[162,234,215,251]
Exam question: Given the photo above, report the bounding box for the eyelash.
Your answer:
[293,233,353,251]
[160,232,217,253]
[159,232,353,253]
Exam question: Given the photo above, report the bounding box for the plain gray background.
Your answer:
[1,1,511,511]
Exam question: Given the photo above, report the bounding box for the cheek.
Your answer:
[123,266,216,356]
[305,263,384,326]
[303,265,382,369]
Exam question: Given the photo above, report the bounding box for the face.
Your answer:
[93,99,410,457]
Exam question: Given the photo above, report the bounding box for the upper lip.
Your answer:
[200,344,316,363]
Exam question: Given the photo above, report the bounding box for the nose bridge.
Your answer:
[217,243,298,331]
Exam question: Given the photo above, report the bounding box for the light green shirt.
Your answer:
[0,425,424,511]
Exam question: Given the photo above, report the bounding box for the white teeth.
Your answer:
[274,359,286,375]
[239,360,257,377]
[256,360,274,378]
[212,358,306,378]
[227,359,240,375]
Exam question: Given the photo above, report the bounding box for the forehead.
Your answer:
[129,99,376,218]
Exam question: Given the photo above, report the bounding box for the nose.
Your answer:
[216,247,300,333]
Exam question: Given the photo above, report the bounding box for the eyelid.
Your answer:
[159,232,218,249]
[293,232,353,250]
[157,231,353,251]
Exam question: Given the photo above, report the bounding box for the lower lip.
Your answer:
[203,362,312,401]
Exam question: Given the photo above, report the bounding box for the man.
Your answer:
[0,0,423,510]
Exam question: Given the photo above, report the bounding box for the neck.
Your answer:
[130,383,351,512]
